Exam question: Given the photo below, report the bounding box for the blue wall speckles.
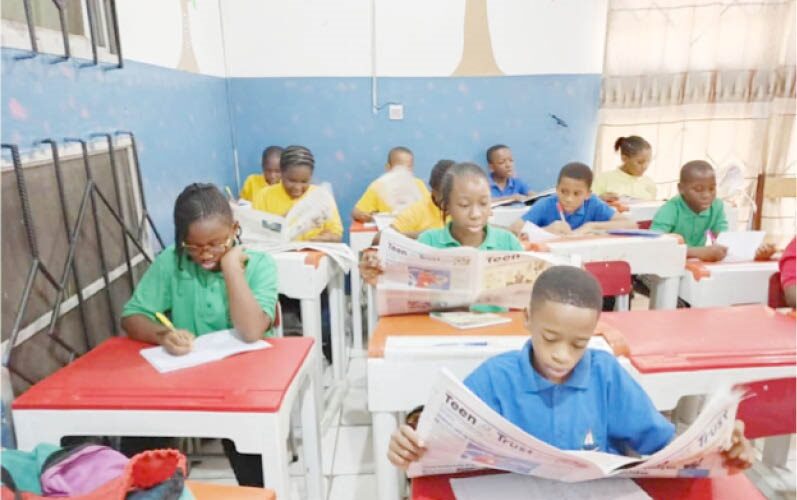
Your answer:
[1,48,235,244]
[229,74,601,236]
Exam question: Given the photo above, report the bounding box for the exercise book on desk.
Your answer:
[384,336,613,360]
[715,231,765,262]
[450,474,650,500]
[430,312,513,329]
[140,329,271,373]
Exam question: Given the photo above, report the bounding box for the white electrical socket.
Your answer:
[388,104,404,120]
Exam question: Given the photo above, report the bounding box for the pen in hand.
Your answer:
[154,312,193,355]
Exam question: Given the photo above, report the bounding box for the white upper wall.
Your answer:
[220,0,608,77]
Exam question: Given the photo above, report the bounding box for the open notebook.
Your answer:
[139,329,271,373]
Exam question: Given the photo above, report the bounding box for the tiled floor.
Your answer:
[188,346,796,500]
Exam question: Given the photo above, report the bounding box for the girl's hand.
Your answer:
[755,243,776,261]
[722,420,754,472]
[387,424,426,470]
[360,248,384,286]
[220,245,248,272]
[162,329,194,356]
[546,221,572,235]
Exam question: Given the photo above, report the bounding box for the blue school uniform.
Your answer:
[464,340,674,455]
[521,194,615,230]
[489,174,530,198]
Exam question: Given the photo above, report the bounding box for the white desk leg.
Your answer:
[762,435,791,468]
[301,372,324,500]
[373,411,402,500]
[260,420,290,499]
[300,298,325,408]
[351,264,363,352]
[366,285,378,337]
[650,275,680,310]
[14,416,64,450]
[329,270,347,381]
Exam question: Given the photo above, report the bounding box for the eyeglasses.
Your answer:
[182,236,233,256]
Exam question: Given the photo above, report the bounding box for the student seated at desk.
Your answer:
[781,237,796,307]
[650,160,774,262]
[352,146,430,223]
[388,159,454,239]
[122,183,278,487]
[252,145,343,242]
[486,144,530,204]
[360,162,523,283]
[593,135,656,202]
[387,266,754,471]
[239,146,283,203]
[509,162,636,236]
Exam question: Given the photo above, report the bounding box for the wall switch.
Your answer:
[388,104,404,120]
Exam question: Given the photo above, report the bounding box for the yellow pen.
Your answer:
[154,312,175,331]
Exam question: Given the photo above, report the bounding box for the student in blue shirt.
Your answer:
[486,144,530,204]
[388,266,754,470]
[510,162,636,235]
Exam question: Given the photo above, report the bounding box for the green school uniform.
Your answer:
[418,223,523,251]
[122,245,278,337]
[650,195,728,247]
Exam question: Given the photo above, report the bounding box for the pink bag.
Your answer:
[39,445,128,497]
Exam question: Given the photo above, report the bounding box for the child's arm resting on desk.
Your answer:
[122,315,194,355]
[223,247,276,341]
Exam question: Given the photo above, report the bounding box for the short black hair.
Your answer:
[173,183,233,266]
[486,144,509,164]
[679,160,714,183]
[557,162,593,188]
[614,136,651,158]
[280,145,314,172]
[439,162,489,214]
[388,146,413,165]
[530,266,603,313]
[261,146,283,163]
[428,159,455,191]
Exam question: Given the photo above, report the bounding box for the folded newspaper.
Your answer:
[408,369,742,482]
[373,165,426,214]
[376,230,562,315]
[231,187,355,272]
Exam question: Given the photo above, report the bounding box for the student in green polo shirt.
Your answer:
[651,161,774,262]
[121,183,277,487]
[360,162,523,284]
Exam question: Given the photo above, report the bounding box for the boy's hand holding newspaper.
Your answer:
[388,424,426,470]
[722,421,753,471]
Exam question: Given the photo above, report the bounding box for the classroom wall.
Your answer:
[1,0,233,242]
[221,0,608,235]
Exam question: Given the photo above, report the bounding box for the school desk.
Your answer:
[534,234,687,309]
[679,260,779,308]
[350,221,379,351]
[12,337,323,500]
[186,481,275,500]
[272,251,348,382]
[411,471,766,500]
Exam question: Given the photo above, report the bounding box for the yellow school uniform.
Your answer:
[355,177,430,214]
[239,174,267,202]
[252,183,343,241]
[592,169,657,201]
[392,197,445,234]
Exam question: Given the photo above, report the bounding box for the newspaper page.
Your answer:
[376,230,555,315]
[408,369,742,482]
[373,166,425,214]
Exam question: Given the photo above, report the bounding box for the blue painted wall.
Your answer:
[228,75,601,236]
[1,48,235,243]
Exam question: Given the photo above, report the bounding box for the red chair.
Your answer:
[735,377,796,467]
[584,261,632,310]
[768,272,787,308]
[637,220,653,229]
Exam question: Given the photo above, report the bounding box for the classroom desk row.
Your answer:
[367,305,796,500]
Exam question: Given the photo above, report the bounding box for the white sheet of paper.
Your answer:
[373,213,397,232]
[139,329,271,373]
[450,473,651,500]
[522,221,558,242]
[715,231,765,262]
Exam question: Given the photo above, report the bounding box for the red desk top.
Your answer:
[13,337,314,413]
[597,305,796,373]
[411,471,766,500]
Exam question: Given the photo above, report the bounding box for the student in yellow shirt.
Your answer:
[351,146,430,223]
[239,146,283,202]
[593,136,656,202]
[252,145,343,242]
[390,159,455,239]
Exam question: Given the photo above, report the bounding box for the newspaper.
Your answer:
[232,189,356,273]
[374,166,426,214]
[408,369,742,482]
[376,230,558,315]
